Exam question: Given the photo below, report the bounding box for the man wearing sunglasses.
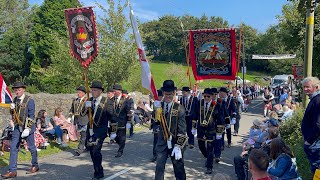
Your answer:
[194,88,225,174]
[154,80,187,180]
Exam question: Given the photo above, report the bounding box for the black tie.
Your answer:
[16,99,21,107]
[165,103,169,117]
[184,97,187,106]
[205,102,208,110]
[92,99,96,111]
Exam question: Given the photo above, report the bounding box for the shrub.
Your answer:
[280,108,313,179]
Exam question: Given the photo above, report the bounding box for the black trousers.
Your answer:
[115,128,126,153]
[87,137,105,178]
[77,131,87,152]
[198,140,214,169]
[153,133,158,157]
[234,155,248,180]
[234,116,241,133]
[155,147,186,180]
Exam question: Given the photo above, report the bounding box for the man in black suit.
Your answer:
[180,86,198,149]
[85,81,108,180]
[106,84,133,158]
[69,86,89,156]
[154,80,187,180]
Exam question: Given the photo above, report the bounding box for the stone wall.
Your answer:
[0,92,146,134]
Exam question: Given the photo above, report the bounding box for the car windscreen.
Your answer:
[272,79,286,84]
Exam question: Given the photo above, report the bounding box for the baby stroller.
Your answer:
[0,125,26,155]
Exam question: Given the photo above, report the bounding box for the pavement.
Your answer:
[0,97,265,180]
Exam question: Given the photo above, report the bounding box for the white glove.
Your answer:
[225,124,231,129]
[21,128,30,138]
[216,134,222,140]
[171,145,182,160]
[126,122,132,129]
[110,133,117,140]
[154,100,161,108]
[191,129,197,136]
[67,117,72,123]
[85,101,92,108]
[231,118,236,125]
[10,103,15,110]
[89,128,94,136]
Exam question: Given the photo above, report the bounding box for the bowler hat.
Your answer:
[106,87,113,93]
[181,86,190,92]
[211,88,218,94]
[90,81,104,91]
[219,87,229,93]
[157,90,163,97]
[113,84,122,91]
[12,82,26,89]
[122,89,128,94]
[76,86,86,93]
[202,88,213,95]
[161,80,176,92]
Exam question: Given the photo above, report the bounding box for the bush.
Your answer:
[280,108,313,179]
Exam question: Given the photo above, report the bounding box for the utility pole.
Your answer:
[303,0,316,108]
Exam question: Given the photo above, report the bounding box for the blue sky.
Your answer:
[29,0,289,33]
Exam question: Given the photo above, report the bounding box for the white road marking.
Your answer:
[219,161,234,167]
[104,168,132,180]
[251,101,263,108]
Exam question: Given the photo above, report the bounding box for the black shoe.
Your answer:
[74,149,81,156]
[215,157,220,163]
[189,144,194,149]
[115,152,123,158]
[205,168,212,174]
[150,156,157,162]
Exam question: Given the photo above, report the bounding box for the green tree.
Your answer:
[0,0,32,84]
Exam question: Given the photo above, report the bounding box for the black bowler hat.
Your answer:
[161,80,176,92]
[76,85,86,93]
[12,82,26,89]
[202,88,213,95]
[211,88,218,94]
[181,86,190,92]
[90,81,104,91]
[113,84,122,91]
[219,87,229,93]
[106,87,113,93]
[157,89,163,97]
[122,89,128,94]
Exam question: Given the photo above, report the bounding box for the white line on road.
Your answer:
[219,161,234,167]
[251,101,263,109]
[104,168,132,180]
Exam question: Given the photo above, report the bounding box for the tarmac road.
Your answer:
[0,97,265,180]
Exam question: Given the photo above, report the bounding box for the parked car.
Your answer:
[229,76,251,85]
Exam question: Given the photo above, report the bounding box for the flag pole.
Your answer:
[179,19,192,88]
[83,68,93,130]
[236,27,243,90]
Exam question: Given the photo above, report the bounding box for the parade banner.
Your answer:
[292,65,303,79]
[130,7,158,99]
[0,73,13,108]
[189,29,236,81]
[64,7,98,68]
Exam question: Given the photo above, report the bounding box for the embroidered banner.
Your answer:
[189,29,236,81]
[292,65,303,79]
[64,7,98,68]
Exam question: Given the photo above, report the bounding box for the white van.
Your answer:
[271,74,294,89]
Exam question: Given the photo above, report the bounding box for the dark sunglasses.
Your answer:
[203,95,211,98]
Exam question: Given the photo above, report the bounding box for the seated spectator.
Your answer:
[242,119,263,150]
[37,109,66,146]
[268,138,299,179]
[253,119,279,149]
[248,149,272,180]
[53,107,78,141]
[234,127,279,180]
[280,105,294,121]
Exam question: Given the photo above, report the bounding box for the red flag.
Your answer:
[130,7,158,100]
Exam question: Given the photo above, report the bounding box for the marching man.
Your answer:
[2,82,39,179]
[154,80,187,180]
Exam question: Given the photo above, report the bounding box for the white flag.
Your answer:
[130,8,158,99]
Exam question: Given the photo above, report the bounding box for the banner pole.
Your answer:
[83,68,93,130]
[179,19,192,88]
[236,27,243,90]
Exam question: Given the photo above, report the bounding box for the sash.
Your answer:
[183,96,194,116]
[113,96,126,117]
[161,102,179,138]
[73,97,87,116]
[199,100,215,126]
[13,95,31,125]
[90,97,107,127]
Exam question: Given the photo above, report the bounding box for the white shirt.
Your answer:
[115,95,121,104]
[164,101,173,114]
[18,94,25,102]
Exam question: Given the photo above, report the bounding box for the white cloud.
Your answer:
[134,8,159,21]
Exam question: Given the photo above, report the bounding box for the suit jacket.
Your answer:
[88,96,108,137]
[196,99,225,140]
[179,95,198,120]
[106,96,133,127]
[226,95,237,119]
[156,101,186,152]
[69,97,89,126]
[11,95,36,133]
